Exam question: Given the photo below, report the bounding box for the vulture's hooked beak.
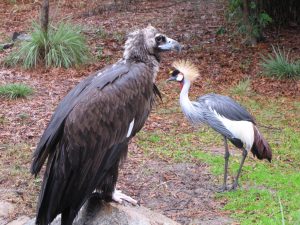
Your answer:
[158,37,181,52]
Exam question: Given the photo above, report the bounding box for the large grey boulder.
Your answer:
[26,195,179,225]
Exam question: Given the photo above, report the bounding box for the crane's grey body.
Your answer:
[179,79,256,150]
[169,64,272,191]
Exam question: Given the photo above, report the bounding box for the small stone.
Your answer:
[0,201,14,218]
[7,216,31,225]
[0,218,8,225]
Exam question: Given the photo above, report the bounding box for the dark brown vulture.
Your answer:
[31,25,181,225]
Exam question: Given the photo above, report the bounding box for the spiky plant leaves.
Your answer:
[0,83,33,99]
[260,46,300,79]
[5,22,90,69]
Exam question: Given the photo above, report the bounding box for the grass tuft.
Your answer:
[0,83,34,99]
[4,22,90,69]
[230,78,252,96]
[260,46,300,79]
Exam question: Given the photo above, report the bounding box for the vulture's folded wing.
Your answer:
[31,61,133,175]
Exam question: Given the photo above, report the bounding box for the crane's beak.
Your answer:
[158,37,181,52]
[166,76,177,82]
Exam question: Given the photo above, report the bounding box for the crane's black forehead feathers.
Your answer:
[171,69,180,77]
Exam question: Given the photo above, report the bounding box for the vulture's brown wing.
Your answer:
[31,63,130,174]
[33,61,155,223]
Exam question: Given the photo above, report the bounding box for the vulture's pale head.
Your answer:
[123,25,181,62]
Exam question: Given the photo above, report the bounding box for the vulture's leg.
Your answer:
[231,148,248,190]
[61,207,77,225]
[218,137,230,192]
[101,159,120,202]
[102,148,137,205]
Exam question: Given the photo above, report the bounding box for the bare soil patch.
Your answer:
[118,142,232,224]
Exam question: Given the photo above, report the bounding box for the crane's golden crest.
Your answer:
[172,60,199,82]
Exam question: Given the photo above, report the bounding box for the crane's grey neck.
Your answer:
[180,79,203,126]
[180,80,193,115]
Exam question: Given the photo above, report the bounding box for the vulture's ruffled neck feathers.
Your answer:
[123,27,160,64]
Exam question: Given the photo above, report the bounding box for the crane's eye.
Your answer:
[155,35,166,43]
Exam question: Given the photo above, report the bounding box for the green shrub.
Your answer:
[5,22,90,69]
[228,0,272,41]
[260,46,300,79]
[0,83,33,99]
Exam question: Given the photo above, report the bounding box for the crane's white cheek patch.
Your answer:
[126,119,135,137]
[176,74,184,81]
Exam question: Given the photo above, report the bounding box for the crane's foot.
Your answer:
[217,185,229,193]
[230,181,240,191]
[112,189,138,205]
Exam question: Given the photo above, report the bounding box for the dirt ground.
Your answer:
[0,0,299,224]
[117,142,233,224]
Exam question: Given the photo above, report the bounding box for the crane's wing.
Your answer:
[197,93,255,123]
[32,61,156,223]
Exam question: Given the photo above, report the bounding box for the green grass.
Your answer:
[230,78,252,96]
[5,21,90,69]
[0,83,33,99]
[137,96,300,225]
[260,46,300,79]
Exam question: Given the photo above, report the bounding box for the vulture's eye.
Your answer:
[155,35,166,43]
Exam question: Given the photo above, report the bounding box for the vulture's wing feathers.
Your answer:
[31,63,130,175]
[33,61,155,223]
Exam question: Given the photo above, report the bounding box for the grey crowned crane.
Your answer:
[167,60,272,191]
[31,25,181,225]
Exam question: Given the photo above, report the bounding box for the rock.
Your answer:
[0,218,7,225]
[25,195,179,225]
[190,216,234,225]
[7,216,31,225]
[0,201,15,217]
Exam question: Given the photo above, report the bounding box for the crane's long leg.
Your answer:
[231,148,248,190]
[218,137,230,192]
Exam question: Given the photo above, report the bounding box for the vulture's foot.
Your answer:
[112,189,138,205]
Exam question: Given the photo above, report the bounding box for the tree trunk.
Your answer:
[41,0,49,34]
[241,0,257,46]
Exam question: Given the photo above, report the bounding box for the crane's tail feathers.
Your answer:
[251,126,272,162]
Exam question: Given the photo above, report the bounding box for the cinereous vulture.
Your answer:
[31,25,181,225]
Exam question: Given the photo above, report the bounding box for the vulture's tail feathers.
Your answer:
[251,126,272,162]
[31,120,65,175]
[153,84,162,102]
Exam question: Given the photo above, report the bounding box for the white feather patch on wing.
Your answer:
[126,119,135,137]
[212,110,254,150]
